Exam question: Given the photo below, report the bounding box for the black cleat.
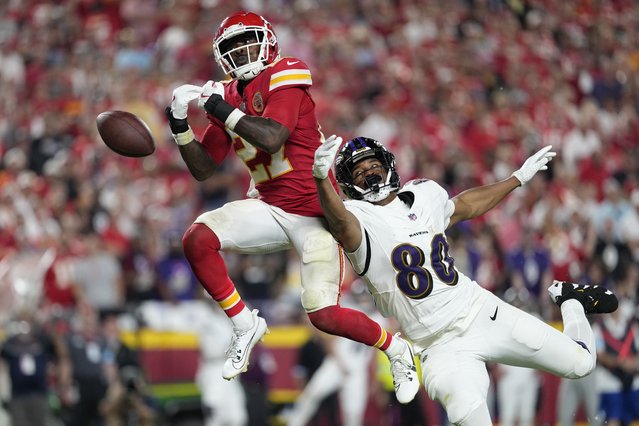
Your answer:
[548,280,618,314]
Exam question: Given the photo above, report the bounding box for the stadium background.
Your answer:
[0,0,638,424]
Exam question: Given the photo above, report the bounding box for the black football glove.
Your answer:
[165,106,189,135]
[203,94,235,123]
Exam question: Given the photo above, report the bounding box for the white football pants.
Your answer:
[195,198,343,312]
[419,288,595,425]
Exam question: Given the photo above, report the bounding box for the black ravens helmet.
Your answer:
[334,137,400,202]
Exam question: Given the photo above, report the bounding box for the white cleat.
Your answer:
[389,333,420,404]
[222,309,269,380]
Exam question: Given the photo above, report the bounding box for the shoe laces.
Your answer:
[226,327,251,360]
[390,351,414,385]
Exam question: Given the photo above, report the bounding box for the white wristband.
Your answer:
[224,109,246,130]
[172,127,195,146]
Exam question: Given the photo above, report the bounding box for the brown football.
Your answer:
[96,110,155,157]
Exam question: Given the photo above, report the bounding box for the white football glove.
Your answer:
[511,145,557,185]
[170,84,203,119]
[198,80,225,110]
[313,135,343,179]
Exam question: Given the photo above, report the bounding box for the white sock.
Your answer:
[561,299,596,364]
[231,307,254,331]
[385,335,405,359]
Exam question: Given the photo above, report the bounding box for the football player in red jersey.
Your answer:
[164,11,419,403]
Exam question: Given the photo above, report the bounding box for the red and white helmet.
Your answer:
[213,11,280,81]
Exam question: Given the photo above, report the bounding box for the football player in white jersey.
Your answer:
[312,135,619,425]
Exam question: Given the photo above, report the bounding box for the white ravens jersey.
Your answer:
[344,179,480,346]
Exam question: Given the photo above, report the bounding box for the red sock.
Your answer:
[182,223,245,317]
[307,305,393,350]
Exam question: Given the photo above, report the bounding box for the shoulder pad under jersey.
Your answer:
[266,57,312,92]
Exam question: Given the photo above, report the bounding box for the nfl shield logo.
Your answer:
[408,213,417,221]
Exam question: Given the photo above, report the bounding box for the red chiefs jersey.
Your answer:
[200,57,338,217]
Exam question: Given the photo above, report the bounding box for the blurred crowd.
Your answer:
[1,0,639,424]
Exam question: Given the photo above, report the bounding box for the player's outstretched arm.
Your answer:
[449,145,556,228]
[313,135,363,252]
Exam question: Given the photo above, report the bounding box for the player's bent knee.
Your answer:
[182,224,201,260]
[301,288,336,313]
[555,340,596,378]
[306,305,335,332]
[182,223,221,261]
[569,353,595,378]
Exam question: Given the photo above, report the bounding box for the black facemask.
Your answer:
[364,174,382,192]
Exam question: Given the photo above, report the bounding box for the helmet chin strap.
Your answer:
[355,173,394,202]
